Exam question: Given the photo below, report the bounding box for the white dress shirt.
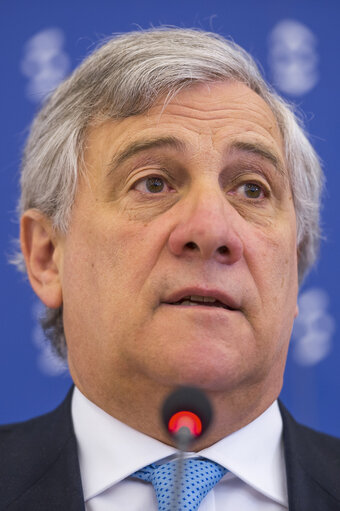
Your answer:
[71,387,288,510]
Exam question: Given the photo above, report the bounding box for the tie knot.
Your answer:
[132,457,227,511]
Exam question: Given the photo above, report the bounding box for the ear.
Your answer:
[20,209,63,308]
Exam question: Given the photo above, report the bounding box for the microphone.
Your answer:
[162,385,213,450]
[161,386,213,511]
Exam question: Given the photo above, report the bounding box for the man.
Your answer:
[1,27,340,510]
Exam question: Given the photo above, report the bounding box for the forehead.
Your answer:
[154,81,282,139]
[84,81,285,172]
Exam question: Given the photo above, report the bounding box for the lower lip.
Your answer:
[161,303,238,313]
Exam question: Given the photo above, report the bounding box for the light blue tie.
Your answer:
[132,457,227,511]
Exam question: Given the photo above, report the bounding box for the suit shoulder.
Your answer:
[0,388,75,496]
[0,406,61,437]
[280,401,340,450]
[279,401,340,477]
[295,419,340,448]
[0,388,74,453]
[0,388,84,510]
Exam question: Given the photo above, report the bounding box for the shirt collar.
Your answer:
[71,387,287,506]
[199,400,288,506]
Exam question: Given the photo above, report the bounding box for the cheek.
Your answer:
[63,214,166,305]
[246,221,298,306]
[242,223,298,371]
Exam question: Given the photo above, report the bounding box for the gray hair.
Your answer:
[15,27,323,359]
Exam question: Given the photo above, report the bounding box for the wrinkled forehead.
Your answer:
[83,80,286,177]
[154,81,283,146]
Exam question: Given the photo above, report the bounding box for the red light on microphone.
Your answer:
[162,386,212,449]
[168,410,202,437]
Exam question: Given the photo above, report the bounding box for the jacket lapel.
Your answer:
[279,401,340,511]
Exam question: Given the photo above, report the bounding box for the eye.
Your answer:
[133,175,174,194]
[236,182,266,200]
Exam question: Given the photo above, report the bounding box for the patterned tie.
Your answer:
[132,457,227,511]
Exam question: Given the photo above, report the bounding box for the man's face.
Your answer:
[58,81,298,410]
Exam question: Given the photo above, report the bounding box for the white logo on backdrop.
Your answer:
[32,302,68,376]
[292,288,335,366]
[21,28,71,103]
[268,19,319,96]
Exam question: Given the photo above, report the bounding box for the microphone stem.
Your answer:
[171,427,193,511]
[171,449,185,511]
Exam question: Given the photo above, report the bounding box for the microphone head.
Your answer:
[162,386,213,444]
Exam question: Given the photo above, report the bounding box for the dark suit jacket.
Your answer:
[1,388,340,510]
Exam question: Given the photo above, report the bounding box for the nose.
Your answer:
[167,188,243,265]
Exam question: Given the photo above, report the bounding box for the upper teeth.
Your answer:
[186,295,217,303]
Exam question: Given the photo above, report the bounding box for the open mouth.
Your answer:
[168,295,235,311]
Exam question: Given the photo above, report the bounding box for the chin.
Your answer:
[148,351,252,393]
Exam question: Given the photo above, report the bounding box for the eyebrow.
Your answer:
[228,140,286,176]
[106,136,186,175]
[106,135,286,177]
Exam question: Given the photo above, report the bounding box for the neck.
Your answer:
[72,371,282,450]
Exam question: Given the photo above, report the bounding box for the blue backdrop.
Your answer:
[1,0,339,436]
